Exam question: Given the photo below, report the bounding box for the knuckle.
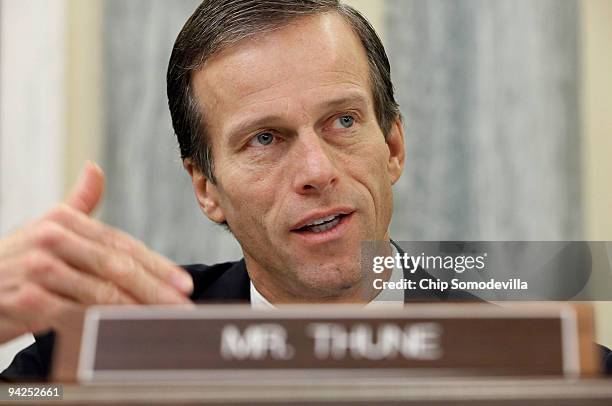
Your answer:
[109,232,134,255]
[12,283,44,311]
[122,253,139,274]
[44,205,72,224]
[21,250,55,278]
[130,237,148,254]
[4,284,67,333]
[14,285,67,325]
[96,282,123,304]
[32,221,66,249]
[100,254,131,280]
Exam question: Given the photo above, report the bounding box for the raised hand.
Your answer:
[0,162,193,344]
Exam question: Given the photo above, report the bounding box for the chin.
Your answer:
[292,262,364,299]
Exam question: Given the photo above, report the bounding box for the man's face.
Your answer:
[189,12,405,302]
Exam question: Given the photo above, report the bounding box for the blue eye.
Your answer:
[251,132,274,146]
[334,115,355,129]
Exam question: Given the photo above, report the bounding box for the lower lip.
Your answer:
[291,212,354,244]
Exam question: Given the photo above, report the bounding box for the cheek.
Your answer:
[346,138,393,227]
[351,136,391,187]
[216,164,282,233]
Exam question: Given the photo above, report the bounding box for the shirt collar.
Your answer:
[250,280,277,310]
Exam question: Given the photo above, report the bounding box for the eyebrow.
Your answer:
[319,93,370,112]
[225,92,370,145]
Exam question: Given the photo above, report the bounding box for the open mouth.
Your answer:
[294,213,349,234]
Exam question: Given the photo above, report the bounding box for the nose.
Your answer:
[291,131,338,195]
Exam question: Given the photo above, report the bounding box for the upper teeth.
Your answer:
[306,215,338,227]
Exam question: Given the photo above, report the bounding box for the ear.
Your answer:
[386,115,405,185]
[183,159,226,224]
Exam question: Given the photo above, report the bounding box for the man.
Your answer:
[0,0,407,381]
[1,0,610,381]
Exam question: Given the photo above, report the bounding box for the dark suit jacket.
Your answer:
[2,259,611,381]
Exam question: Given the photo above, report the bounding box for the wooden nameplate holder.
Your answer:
[52,303,599,383]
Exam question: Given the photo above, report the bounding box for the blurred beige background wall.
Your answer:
[581,0,612,349]
[65,0,103,186]
[582,0,612,241]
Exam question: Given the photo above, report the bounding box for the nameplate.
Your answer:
[52,303,598,383]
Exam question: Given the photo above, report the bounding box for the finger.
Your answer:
[0,282,82,336]
[64,161,105,215]
[0,162,104,259]
[0,252,138,306]
[31,222,191,305]
[45,205,193,295]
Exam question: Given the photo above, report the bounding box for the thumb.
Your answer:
[64,161,105,214]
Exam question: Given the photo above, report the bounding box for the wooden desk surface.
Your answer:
[3,377,612,405]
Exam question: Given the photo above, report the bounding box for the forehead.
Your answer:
[191,12,372,134]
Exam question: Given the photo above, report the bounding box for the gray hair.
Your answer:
[167,0,399,183]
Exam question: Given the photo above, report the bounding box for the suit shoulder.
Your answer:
[182,260,250,302]
[183,261,241,280]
